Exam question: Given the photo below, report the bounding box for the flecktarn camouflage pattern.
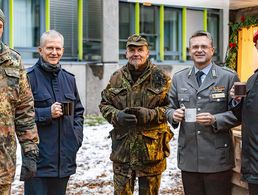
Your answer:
[0,42,38,185]
[100,61,173,176]
[100,61,173,193]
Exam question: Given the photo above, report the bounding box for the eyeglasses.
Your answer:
[190,45,212,51]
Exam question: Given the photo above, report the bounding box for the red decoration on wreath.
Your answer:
[240,16,245,23]
[229,42,237,48]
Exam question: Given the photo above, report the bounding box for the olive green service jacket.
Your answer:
[166,63,240,173]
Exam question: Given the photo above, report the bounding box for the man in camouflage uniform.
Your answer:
[0,9,39,195]
[99,34,173,195]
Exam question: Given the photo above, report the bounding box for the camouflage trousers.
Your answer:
[0,184,11,195]
[114,172,161,195]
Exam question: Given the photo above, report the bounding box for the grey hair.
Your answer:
[189,30,213,47]
[40,30,64,47]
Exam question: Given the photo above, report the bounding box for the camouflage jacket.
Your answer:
[0,42,38,185]
[99,61,173,176]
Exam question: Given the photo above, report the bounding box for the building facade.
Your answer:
[0,0,231,114]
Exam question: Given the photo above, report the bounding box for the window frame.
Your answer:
[163,6,182,61]
[118,1,135,60]
[13,0,44,59]
[207,8,222,64]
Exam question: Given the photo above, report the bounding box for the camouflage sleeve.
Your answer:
[15,61,39,153]
[99,82,120,125]
[153,106,169,124]
[153,76,172,124]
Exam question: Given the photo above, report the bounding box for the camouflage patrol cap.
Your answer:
[0,9,5,24]
[126,34,148,47]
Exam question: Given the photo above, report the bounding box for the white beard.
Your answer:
[130,59,142,70]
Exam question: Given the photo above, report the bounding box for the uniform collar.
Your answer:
[194,63,212,75]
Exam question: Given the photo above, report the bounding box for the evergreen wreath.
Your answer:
[225,15,258,70]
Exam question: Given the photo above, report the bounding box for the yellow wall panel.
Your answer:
[237,26,258,81]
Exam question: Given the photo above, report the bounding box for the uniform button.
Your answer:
[181,98,184,101]
[197,108,201,111]
[217,99,221,102]
[197,131,201,134]
[198,96,201,100]
[224,144,228,147]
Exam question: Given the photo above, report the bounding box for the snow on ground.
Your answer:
[11,123,183,195]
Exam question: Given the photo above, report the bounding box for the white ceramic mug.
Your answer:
[184,108,197,122]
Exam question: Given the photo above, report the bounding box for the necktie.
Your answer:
[196,71,204,87]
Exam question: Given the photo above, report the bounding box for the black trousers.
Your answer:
[248,183,258,195]
[181,170,232,195]
[24,177,70,195]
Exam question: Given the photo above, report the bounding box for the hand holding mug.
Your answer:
[230,82,246,102]
[172,106,185,123]
[51,102,63,118]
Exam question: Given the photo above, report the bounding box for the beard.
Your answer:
[129,59,146,70]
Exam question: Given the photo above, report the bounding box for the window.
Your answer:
[186,9,204,60]
[83,0,102,61]
[117,3,222,63]
[13,0,41,59]
[208,10,220,62]
[164,7,181,61]
[119,2,134,59]
[186,9,204,46]
[140,4,158,60]
[50,0,78,60]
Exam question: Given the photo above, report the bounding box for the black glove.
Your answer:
[20,149,39,181]
[129,107,157,125]
[116,108,138,127]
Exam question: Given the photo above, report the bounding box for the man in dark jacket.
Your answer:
[230,30,258,195]
[166,31,240,195]
[24,30,84,195]
[99,34,173,194]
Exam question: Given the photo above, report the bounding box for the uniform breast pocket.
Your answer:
[108,87,128,109]
[178,94,190,107]
[144,87,166,108]
[209,93,227,110]
[64,93,76,101]
[34,94,52,108]
[4,68,20,102]
[209,92,227,102]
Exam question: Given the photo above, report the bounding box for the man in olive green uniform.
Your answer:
[166,31,240,195]
[99,34,173,195]
[0,9,39,195]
